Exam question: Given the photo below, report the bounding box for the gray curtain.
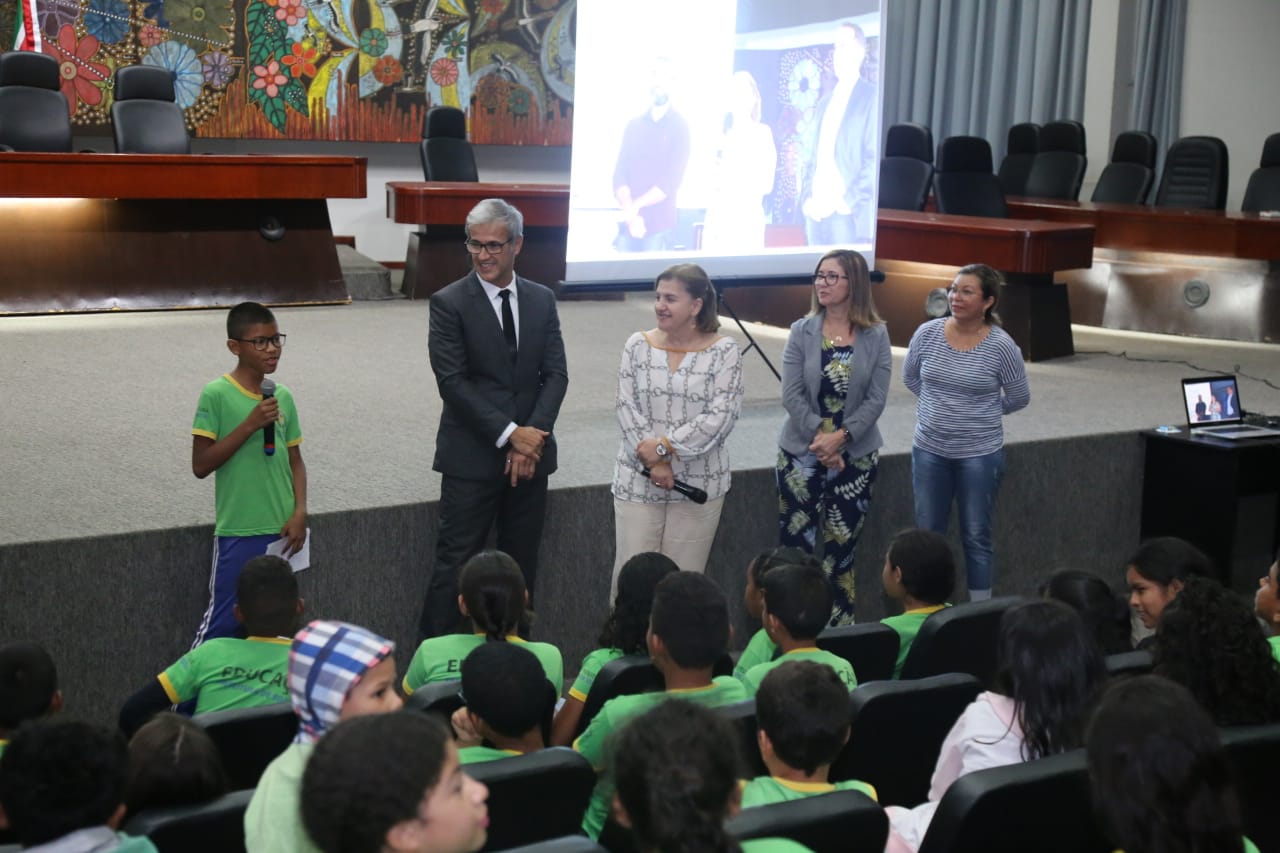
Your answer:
[883,0,1092,162]
[1128,0,1185,181]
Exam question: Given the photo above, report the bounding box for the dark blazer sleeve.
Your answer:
[428,281,516,445]
[523,281,568,433]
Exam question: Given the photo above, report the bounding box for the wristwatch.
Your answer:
[842,428,851,444]
[655,441,669,458]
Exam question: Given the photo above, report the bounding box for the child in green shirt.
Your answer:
[0,641,60,760]
[734,547,817,680]
[1253,549,1280,664]
[739,563,857,694]
[880,529,955,677]
[454,641,552,764]
[741,660,875,808]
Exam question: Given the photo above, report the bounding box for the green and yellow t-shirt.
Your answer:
[575,676,748,839]
[882,604,949,678]
[402,633,563,695]
[191,374,302,536]
[1268,635,1280,665]
[458,745,524,765]
[568,647,626,702]
[159,635,291,714]
[740,647,857,695]
[740,775,877,808]
[733,628,780,680]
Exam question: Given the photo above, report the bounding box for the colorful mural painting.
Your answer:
[20,0,575,143]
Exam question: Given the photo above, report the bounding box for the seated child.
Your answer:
[403,551,563,695]
[0,718,157,852]
[612,699,812,853]
[453,641,553,763]
[244,620,403,853]
[0,641,61,759]
[741,660,875,807]
[301,712,489,853]
[734,547,817,680]
[1087,675,1261,853]
[551,551,678,745]
[119,555,300,736]
[575,571,747,839]
[739,563,856,695]
[1040,568,1132,656]
[1153,576,1280,726]
[1125,536,1213,647]
[1253,547,1280,663]
[880,529,954,678]
[125,712,229,817]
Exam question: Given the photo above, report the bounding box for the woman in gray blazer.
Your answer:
[776,249,891,625]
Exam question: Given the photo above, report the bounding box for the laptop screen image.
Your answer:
[1181,375,1244,427]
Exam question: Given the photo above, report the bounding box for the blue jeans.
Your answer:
[911,447,1005,593]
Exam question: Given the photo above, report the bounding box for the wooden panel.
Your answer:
[0,153,367,199]
[387,182,569,225]
[876,209,1095,272]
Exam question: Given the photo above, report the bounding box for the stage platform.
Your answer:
[2,294,1277,724]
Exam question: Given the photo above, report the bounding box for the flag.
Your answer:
[13,0,42,52]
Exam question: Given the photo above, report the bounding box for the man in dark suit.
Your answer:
[800,21,877,246]
[420,198,569,638]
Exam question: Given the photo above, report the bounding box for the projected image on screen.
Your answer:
[566,0,883,284]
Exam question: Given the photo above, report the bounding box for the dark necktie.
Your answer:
[499,289,517,361]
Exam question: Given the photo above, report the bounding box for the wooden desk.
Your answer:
[0,153,366,314]
[1005,198,1280,342]
[873,209,1095,361]
[387,182,569,298]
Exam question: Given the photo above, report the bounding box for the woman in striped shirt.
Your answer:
[902,264,1030,601]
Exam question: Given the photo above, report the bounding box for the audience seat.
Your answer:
[574,654,732,738]
[194,702,295,790]
[122,789,254,853]
[421,105,479,182]
[1241,132,1280,213]
[406,679,465,719]
[111,65,190,154]
[1220,723,1280,853]
[816,622,899,683]
[726,788,888,853]
[1103,649,1153,678]
[885,122,934,163]
[1091,130,1157,204]
[0,51,73,152]
[997,122,1040,197]
[830,673,982,807]
[718,698,766,777]
[466,748,596,852]
[933,136,1008,217]
[495,838,607,853]
[1154,135,1229,210]
[916,750,1109,853]
[898,596,1026,685]
[1024,120,1087,199]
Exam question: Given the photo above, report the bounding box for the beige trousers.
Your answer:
[611,496,726,599]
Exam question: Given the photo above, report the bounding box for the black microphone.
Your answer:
[261,378,276,456]
[641,468,707,504]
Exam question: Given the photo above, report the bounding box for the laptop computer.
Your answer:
[1181,375,1280,439]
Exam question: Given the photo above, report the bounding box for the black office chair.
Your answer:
[111,65,190,154]
[830,673,982,807]
[1154,135,1229,210]
[1024,119,1087,199]
[997,122,1040,197]
[122,790,254,853]
[916,750,1110,853]
[0,51,73,152]
[899,596,1026,686]
[816,622,899,683]
[727,788,887,853]
[1241,132,1280,212]
[421,105,479,182]
[467,748,596,851]
[885,122,934,163]
[933,136,1008,217]
[1220,723,1280,853]
[496,838,607,853]
[1091,130,1157,204]
[575,654,732,737]
[718,698,766,777]
[1103,649,1154,678]
[406,679,465,719]
[194,702,296,790]
[879,157,934,211]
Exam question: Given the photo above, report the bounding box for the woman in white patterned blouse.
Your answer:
[611,264,744,596]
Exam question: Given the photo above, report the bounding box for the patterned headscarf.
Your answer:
[288,620,395,744]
